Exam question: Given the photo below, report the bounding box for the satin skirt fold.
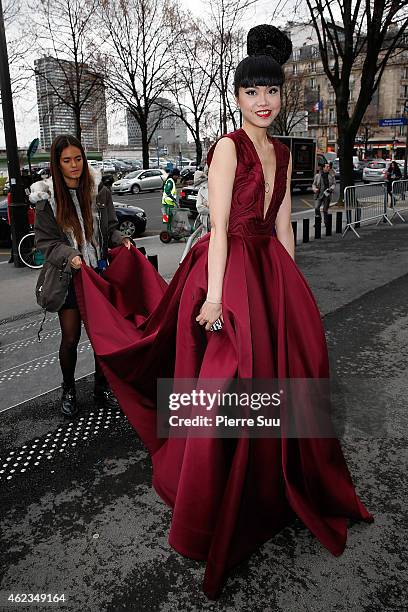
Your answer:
[75,238,372,600]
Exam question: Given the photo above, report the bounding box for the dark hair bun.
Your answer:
[247,24,292,65]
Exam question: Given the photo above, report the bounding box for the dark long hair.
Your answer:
[50,134,93,245]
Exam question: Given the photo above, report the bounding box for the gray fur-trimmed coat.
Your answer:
[31,168,124,311]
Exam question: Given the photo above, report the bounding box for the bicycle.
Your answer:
[18,205,44,269]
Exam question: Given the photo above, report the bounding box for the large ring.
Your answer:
[209,318,223,332]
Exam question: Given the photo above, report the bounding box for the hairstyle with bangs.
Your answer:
[234,55,285,96]
[234,24,292,96]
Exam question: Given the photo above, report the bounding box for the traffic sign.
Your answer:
[27,137,39,159]
[379,118,408,127]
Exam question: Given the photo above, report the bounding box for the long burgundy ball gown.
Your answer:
[74,128,373,599]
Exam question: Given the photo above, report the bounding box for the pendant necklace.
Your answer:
[265,181,270,193]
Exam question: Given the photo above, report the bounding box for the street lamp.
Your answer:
[156,135,162,168]
[175,133,182,169]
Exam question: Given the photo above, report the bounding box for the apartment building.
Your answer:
[35,56,108,151]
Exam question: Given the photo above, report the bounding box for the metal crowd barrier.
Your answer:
[391,179,408,222]
[343,182,392,238]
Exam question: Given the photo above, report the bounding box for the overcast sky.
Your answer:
[0,0,303,149]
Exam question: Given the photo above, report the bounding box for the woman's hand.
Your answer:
[70,255,82,269]
[122,237,132,250]
[196,301,223,331]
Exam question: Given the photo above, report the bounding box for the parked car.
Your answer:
[178,186,199,216]
[102,161,116,174]
[179,157,194,167]
[112,169,167,194]
[89,160,103,170]
[332,158,340,180]
[2,166,51,196]
[104,158,132,173]
[353,156,364,179]
[323,151,337,164]
[179,166,197,184]
[0,197,147,244]
[362,160,388,183]
[118,158,142,171]
[149,157,173,170]
[113,202,147,237]
[331,157,363,180]
[89,160,116,174]
[0,198,10,245]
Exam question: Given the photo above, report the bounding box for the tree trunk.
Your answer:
[221,88,228,134]
[74,107,82,141]
[337,122,356,204]
[194,117,202,167]
[195,139,203,167]
[140,120,149,169]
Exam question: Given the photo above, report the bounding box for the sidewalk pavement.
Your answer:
[1,220,408,611]
[0,236,186,323]
[2,216,408,322]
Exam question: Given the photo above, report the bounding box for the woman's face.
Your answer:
[59,145,84,182]
[237,85,281,128]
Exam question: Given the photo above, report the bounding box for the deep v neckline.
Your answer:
[239,128,278,221]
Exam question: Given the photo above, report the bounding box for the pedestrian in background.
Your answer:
[193,165,205,184]
[162,168,180,211]
[32,134,131,418]
[194,167,210,232]
[386,161,402,205]
[313,162,336,226]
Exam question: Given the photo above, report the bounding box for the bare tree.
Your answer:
[358,97,381,159]
[95,0,176,169]
[32,0,104,142]
[203,0,304,134]
[271,72,308,135]
[203,0,251,134]
[161,8,218,166]
[1,0,33,100]
[305,0,408,197]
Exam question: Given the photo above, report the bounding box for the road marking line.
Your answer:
[291,209,314,217]
[301,199,314,209]
[0,326,60,349]
[135,235,160,242]
[0,340,90,375]
[0,370,94,413]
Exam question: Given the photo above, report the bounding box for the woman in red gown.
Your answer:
[75,24,372,600]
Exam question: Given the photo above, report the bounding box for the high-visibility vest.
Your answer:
[162,177,177,207]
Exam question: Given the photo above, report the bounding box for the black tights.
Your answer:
[58,308,105,386]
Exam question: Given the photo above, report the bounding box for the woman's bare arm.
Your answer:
[196,137,237,331]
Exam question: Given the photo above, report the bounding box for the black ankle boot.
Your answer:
[61,381,78,418]
[94,380,119,410]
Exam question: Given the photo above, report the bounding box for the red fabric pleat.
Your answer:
[74,129,372,599]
